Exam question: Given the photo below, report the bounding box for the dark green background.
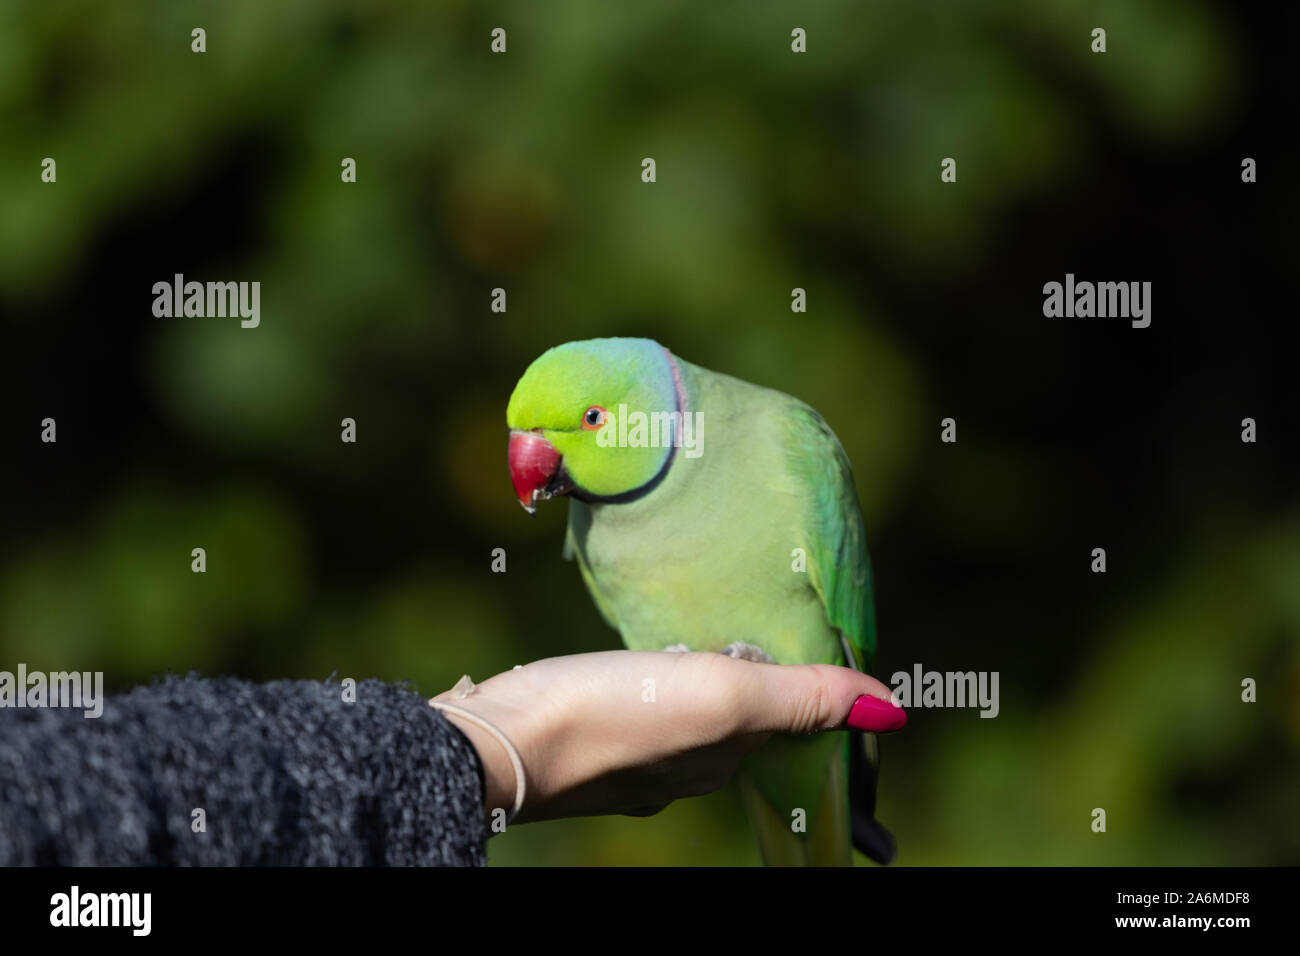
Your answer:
[1,1,1296,864]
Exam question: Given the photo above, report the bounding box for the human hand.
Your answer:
[430,649,905,824]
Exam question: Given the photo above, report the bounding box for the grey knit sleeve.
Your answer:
[0,675,488,866]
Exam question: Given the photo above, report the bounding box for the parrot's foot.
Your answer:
[662,643,692,653]
[720,642,776,664]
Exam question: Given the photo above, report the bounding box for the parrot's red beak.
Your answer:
[509,430,563,514]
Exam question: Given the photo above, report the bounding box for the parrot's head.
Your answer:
[506,337,681,513]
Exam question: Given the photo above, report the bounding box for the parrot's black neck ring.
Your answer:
[566,347,685,507]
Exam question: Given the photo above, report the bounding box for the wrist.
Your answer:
[436,707,519,823]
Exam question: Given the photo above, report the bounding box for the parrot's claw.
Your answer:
[720,642,776,664]
[662,643,692,653]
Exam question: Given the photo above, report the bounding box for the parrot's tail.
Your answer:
[849,729,896,864]
[839,632,897,865]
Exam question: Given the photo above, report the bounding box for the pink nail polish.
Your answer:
[847,694,906,733]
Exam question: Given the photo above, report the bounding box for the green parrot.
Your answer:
[506,337,895,866]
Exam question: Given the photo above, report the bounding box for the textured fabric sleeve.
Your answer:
[0,675,488,866]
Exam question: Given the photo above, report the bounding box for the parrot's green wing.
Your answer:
[776,402,895,864]
[781,404,877,673]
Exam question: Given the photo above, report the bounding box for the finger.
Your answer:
[734,661,903,736]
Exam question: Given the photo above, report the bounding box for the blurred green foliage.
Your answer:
[1,1,1295,864]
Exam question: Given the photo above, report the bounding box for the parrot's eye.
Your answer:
[582,405,607,430]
